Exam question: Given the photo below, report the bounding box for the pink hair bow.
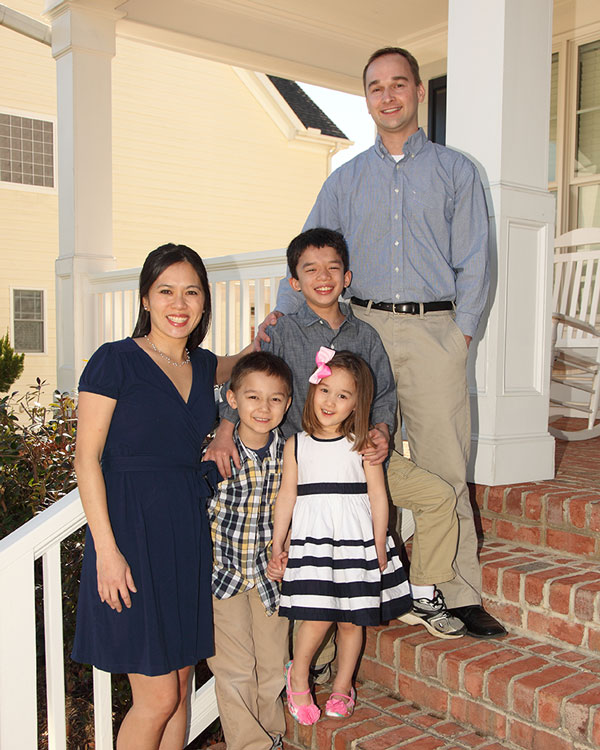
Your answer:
[309,346,335,384]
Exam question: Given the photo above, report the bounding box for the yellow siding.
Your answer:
[0,3,57,396]
[1,9,335,394]
[112,39,329,267]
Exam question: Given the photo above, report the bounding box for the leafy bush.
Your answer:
[0,379,77,536]
[0,332,25,394]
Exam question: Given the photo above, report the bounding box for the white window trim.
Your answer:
[552,23,600,234]
[10,286,48,356]
[0,106,58,195]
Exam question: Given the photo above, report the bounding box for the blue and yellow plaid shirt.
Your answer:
[207,426,284,614]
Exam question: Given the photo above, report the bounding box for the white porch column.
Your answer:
[446,0,556,485]
[44,0,120,392]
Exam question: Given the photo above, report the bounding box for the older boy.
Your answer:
[207,351,292,750]
[207,228,464,642]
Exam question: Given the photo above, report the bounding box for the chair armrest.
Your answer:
[552,312,600,337]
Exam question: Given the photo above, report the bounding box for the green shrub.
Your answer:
[0,332,25,394]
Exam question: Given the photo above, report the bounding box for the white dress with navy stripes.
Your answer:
[278,432,411,626]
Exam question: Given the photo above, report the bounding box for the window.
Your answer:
[13,289,45,353]
[427,76,447,146]
[574,40,600,228]
[549,53,559,185]
[0,113,54,188]
[552,34,600,233]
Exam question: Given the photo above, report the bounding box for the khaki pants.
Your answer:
[352,305,482,607]
[207,588,289,750]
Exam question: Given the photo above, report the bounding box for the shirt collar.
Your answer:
[233,424,282,462]
[296,299,356,330]
[374,127,427,161]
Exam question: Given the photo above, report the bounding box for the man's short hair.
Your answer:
[229,351,293,396]
[363,47,422,89]
[287,228,350,280]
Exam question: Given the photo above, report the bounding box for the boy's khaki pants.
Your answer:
[207,588,289,750]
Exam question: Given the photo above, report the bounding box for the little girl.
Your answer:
[268,348,412,725]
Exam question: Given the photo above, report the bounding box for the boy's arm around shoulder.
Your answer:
[362,320,396,431]
[354,317,396,463]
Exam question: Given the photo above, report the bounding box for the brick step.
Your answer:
[358,622,600,750]
[283,682,510,750]
[480,540,600,653]
[472,480,600,561]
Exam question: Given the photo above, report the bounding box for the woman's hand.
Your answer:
[267,549,288,581]
[96,548,137,612]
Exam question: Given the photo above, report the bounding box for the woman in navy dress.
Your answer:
[72,244,251,750]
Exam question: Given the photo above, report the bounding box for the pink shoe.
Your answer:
[325,687,356,718]
[284,660,321,726]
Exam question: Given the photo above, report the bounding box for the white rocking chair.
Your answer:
[549,227,600,441]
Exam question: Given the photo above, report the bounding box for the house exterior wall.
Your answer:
[0,0,57,394]
[1,0,337,394]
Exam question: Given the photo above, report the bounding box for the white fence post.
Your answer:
[0,552,38,749]
[43,544,67,750]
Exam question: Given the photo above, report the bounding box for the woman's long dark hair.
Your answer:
[132,243,212,350]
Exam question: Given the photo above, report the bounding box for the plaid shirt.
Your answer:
[207,426,284,614]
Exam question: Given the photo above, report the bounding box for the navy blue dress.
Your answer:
[72,338,219,676]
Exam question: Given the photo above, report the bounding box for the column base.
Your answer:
[469,433,555,486]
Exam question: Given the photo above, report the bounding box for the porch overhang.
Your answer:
[113,0,449,95]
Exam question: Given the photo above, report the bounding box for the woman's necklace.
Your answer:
[144,335,190,367]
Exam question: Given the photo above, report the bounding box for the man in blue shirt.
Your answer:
[275,47,505,639]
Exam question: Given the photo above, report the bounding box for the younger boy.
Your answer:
[206,228,464,645]
[207,351,293,750]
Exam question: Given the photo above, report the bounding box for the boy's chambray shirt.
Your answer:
[220,301,397,439]
[208,425,283,614]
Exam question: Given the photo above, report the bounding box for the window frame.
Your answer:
[10,286,48,355]
[0,107,57,195]
[552,25,600,234]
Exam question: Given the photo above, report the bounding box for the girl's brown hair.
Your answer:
[302,350,374,451]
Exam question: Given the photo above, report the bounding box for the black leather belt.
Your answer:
[351,297,454,315]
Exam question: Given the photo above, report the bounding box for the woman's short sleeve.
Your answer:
[79,342,125,399]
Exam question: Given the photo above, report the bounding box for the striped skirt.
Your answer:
[279,491,411,626]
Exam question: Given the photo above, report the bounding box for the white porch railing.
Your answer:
[0,248,286,749]
[86,247,288,358]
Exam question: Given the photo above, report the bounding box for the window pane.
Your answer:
[0,114,54,187]
[577,184,600,228]
[575,41,600,176]
[549,53,558,183]
[14,290,43,319]
[14,320,44,352]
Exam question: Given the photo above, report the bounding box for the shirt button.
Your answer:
[411,154,415,158]
[395,267,399,273]
[394,241,399,246]
[394,188,399,193]
[319,320,323,324]
[395,294,400,300]
[394,213,398,219]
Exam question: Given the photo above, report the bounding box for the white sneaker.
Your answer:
[398,590,467,639]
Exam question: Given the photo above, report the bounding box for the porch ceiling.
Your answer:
[115,0,449,94]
